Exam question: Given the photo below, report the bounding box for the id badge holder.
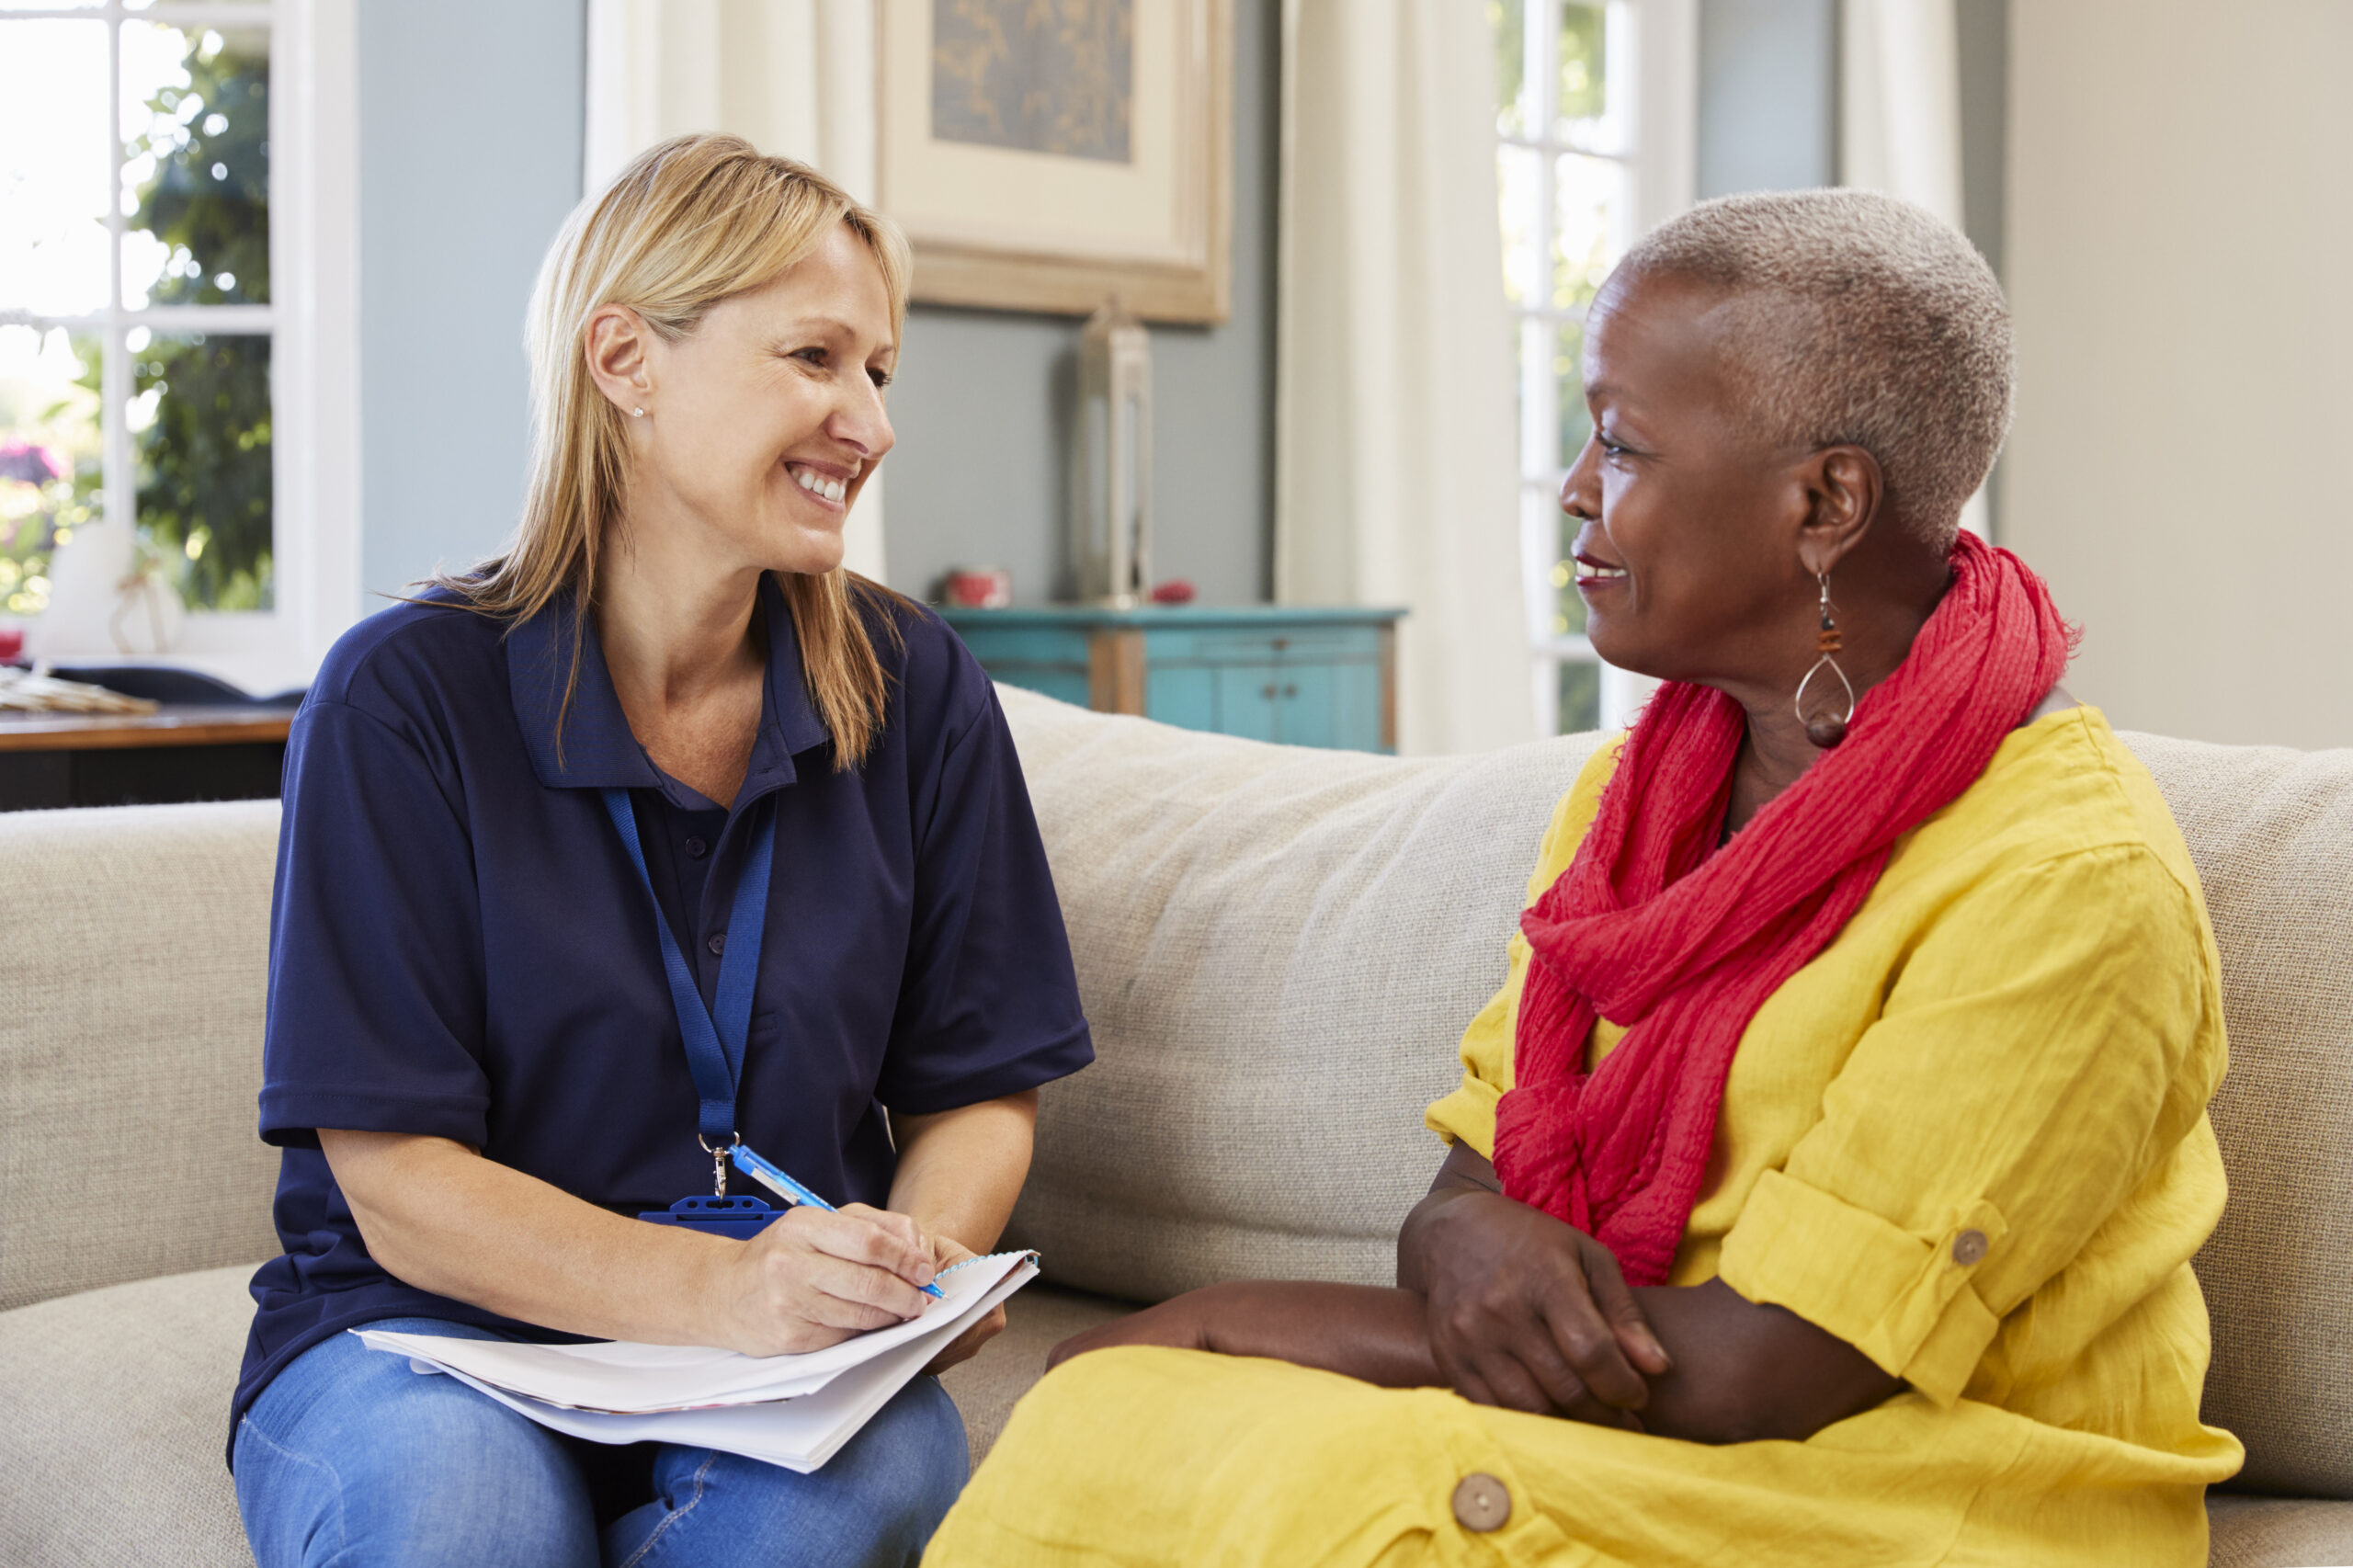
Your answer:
[638,1195,781,1239]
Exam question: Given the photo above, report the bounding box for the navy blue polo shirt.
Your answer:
[232,574,1091,1452]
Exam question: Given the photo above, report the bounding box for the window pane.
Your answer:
[123,20,270,309]
[1557,657,1601,733]
[1497,144,1540,307]
[1553,315,1590,472]
[0,21,112,316]
[1559,3,1633,155]
[1553,153,1620,312]
[1512,316,1528,472]
[1491,0,1527,136]
[1556,4,1606,133]
[133,330,271,610]
[0,325,102,619]
[1519,314,1563,482]
[1553,506,1589,636]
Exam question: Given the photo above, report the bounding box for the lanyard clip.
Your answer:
[700,1132,739,1199]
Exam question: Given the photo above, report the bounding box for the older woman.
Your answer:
[229,137,1092,1567]
[923,190,2242,1566]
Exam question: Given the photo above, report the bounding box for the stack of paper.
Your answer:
[356,1249,1039,1472]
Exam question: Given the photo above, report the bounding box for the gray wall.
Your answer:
[1694,0,2008,540]
[1696,0,1838,198]
[1954,0,2007,536]
[1695,0,2008,281]
[349,0,1998,608]
[882,0,1280,607]
[1954,0,2006,281]
[358,0,585,599]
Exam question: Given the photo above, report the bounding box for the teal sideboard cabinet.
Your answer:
[938,605,1408,754]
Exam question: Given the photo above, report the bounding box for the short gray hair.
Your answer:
[1614,187,2011,545]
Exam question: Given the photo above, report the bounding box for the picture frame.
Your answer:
[875,0,1233,324]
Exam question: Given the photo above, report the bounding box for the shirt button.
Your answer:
[706,932,726,957]
[684,836,708,858]
[1450,1472,1510,1533]
[1951,1229,1988,1266]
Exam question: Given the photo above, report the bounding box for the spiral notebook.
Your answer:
[356,1249,1038,1472]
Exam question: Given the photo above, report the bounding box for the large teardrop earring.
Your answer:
[1795,572,1856,748]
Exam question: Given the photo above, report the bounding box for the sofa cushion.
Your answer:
[994,687,1608,1302]
[0,1259,2292,1568]
[995,690,2353,1505]
[0,1259,1120,1564]
[2205,1494,2353,1568]
[2123,734,2353,1500]
[0,803,283,1313]
[0,1264,256,1567]
[6,698,2347,1557]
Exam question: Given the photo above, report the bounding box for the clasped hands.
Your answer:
[1399,1177,1673,1427]
[1047,1152,1671,1429]
[710,1201,1003,1375]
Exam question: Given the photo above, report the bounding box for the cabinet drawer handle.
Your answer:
[1261,684,1278,699]
[1282,684,1298,699]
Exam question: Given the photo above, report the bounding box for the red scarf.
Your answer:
[1492,533,2073,1287]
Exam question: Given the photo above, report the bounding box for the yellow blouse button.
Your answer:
[1452,1472,1511,1532]
[1951,1229,1989,1266]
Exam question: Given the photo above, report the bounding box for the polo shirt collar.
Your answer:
[506,572,834,799]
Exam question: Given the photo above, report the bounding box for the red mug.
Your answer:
[945,568,1013,609]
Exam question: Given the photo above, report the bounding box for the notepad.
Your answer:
[356,1249,1039,1472]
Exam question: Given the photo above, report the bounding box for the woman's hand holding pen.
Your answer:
[710,1201,942,1358]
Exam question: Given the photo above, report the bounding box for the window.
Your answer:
[1,0,356,688]
[1491,0,1692,733]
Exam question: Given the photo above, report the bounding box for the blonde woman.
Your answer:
[229,136,1092,1567]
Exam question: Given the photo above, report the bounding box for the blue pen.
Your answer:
[731,1144,946,1299]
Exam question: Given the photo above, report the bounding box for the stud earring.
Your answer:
[631,405,645,418]
[1794,572,1855,748]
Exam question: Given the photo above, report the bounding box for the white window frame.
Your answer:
[1502,0,1694,733]
[1,0,358,693]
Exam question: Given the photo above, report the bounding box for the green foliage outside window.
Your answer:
[1492,0,1526,132]
[80,32,275,611]
[1558,6,1605,126]
[131,330,272,608]
[1491,2,1607,134]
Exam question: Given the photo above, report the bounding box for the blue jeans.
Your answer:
[233,1318,969,1568]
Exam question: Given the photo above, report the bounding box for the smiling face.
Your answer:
[603,222,899,579]
[1563,268,1841,695]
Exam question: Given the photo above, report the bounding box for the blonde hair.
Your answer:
[1616,188,2011,547]
[435,133,915,769]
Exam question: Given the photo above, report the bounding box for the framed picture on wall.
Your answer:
[876,0,1233,324]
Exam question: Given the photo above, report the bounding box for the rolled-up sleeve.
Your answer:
[1716,845,2215,1405]
[258,697,491,1148]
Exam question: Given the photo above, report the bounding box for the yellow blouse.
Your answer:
[928,707,2244,1568]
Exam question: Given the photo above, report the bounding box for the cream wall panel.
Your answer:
[2004,0,2353,748]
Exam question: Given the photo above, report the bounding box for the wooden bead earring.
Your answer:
[1795,571,1856,748]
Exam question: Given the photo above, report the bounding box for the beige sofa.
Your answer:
[1,688,2347,1567]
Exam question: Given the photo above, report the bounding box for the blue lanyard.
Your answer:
[601,789,777,1181]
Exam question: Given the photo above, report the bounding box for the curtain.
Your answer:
[582,0,889,583]
[1838,0,1987,540]
[1274,0,1534,756]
